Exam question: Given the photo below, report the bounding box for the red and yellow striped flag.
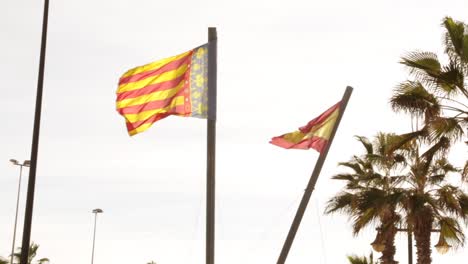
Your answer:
[116,44,209,136]
[270,102,341,153]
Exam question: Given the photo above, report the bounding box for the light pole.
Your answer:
[9,159,30,264]
[91,208,103,264]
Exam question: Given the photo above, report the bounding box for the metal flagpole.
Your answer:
[277,86,353,264]
[20,1,49,263]
[206,27,217,264]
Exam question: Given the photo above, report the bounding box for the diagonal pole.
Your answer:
[20,1,49,263]
[277,86,353,264]
[206,27,217,264]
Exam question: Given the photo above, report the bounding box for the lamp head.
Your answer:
[371,232,386,252]
[371,241,386,252]
[23,160,31,167]
[435,235,450,254]
[92,208,103,214]
[9,159,19,165]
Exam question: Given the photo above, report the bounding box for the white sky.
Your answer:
[1,0,467,263]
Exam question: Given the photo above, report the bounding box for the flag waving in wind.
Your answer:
[116,44,209,136]
[270,102,341,153]
[273,87,352,263]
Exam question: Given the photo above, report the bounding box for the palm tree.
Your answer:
[326,134,406,264]
[347,252,376,264]
[0,257,8,264]
[328,133,468,264]
[387,17,468,263]
[390,16,468,178]
[12,242,49,264]
[397,137,468,264]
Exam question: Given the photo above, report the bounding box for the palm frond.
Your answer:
[37,258,50,264]
[346,253,375,264]
[386,130,427,154]
[11,242,47,264]
[325,192,355,214]
[353,155,374,171]
[400,51,441,78]
[388,176,407,187]
[365,154,389,171]
[352,207,378,235]
[427,117,464,142]
[331,173,356,181]
[431,158,459,174]
[462,161,468,181]
[406,193,437,216]
[453,193,468,225]
[355,135,373,154]
[375,132,395,155]
[434,63,465,95]
[361,172,385,184]
[385,189,407,212]
[428,174,446,184]
[442,17,468,69]
[390,81,441,120]
[458,194,468,220]
[436,185,462,216]
[359,187,386,204]
[338,162,365,175]
[421,137,450,164]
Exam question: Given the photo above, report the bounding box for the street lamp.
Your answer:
[373,226,448,264]
[9,159,30,264]
[91,208,103,264]
[370,232,385,253]
[435,234,450,254]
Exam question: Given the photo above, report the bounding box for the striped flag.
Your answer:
[116,44,209,136]
[270,102,341,153]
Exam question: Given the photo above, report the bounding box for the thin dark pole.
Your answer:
[277,86,353,264]
[206,27,217,264]
[10,165,24,264]
[20,1,49,263]
[408,230,413,264]
[91,213,98,264]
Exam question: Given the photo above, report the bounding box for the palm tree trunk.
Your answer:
[379,209,400,264]
[414,208,433,264]
[380,224,398,264]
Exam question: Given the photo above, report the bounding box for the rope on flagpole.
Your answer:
[315,198,328,264]
[186,194,205,259]
[244,192,303,255]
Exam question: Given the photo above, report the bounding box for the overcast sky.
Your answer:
[1,0,467,263]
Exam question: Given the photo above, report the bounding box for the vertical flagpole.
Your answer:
[19,1,49,263]
[277,86,353,264]
[206,27,217,264]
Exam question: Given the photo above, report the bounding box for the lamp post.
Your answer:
[91,208,103,264]
[9,159,30,264]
